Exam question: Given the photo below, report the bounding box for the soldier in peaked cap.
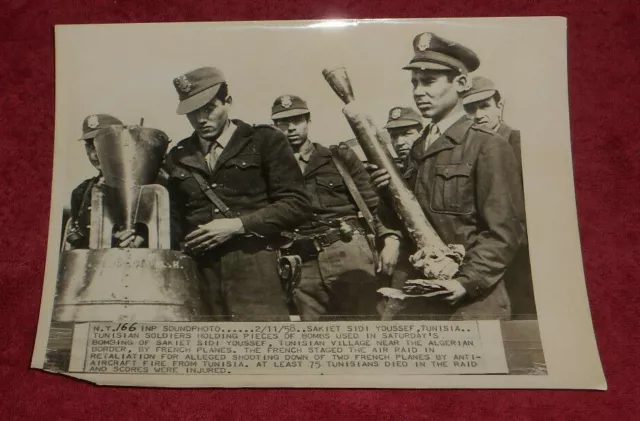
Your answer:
[371,32,526,320]
[463,76,523,176]
[270,94,402,320]
[463,76,536,319]
[163,67,311,321]
[384,106,424,169]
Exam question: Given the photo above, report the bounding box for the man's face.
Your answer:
[411,70,464,122]
[388,125,422,160]
[84,139,101,171]
[187,97,232,139]
[273,114,310,151]
[464,96,503,131]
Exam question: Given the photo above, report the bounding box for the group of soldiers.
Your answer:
[65,31,534,322]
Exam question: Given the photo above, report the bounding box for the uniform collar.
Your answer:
[296,140,315,163]
[198,120,236,152]
[496,122,513,138]
[173,119,252,175]
[302,143,332,175]
[409,115,473,161]
[433,108,468,135]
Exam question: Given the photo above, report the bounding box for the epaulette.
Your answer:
[470,124,495,135]
[166,137,188,155]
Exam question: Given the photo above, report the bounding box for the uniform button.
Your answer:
[210,183,217,188]
[241,161,247,166]
[87,206,91,210]
[329,182,333,186]
[214,209,220,213]
[294,228,300,232]
[180,173,185,177]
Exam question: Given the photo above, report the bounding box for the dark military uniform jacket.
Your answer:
[164,119,311,246]
[68,175,102,249]
[299,143,394,235]
[406,115,525,299]
[497,123,522,177]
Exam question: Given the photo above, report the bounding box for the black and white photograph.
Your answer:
[32,17,605,389]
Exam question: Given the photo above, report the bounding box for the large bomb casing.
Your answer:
[94,125,169,233]
[54,125,208,322]
[54,249,207,322]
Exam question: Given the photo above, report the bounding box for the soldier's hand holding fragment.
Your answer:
[368,164,391,189]
[113,228,144,248]
[377,235,401,275]
[423,278,467,304]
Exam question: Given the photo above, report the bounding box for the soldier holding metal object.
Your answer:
[65,114,145,250]
[368,32,525,320]
[270,94,401,320]
[54,120,207,322]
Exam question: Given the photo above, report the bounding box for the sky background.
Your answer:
[54,18,565,204]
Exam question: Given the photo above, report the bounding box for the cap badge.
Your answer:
[87,115,99,129]
[281,95,292,109]
[391,108,402,119]
[174,75,192,93]
[417,33,432,52]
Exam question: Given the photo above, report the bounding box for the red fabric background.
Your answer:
[1,0,638,419]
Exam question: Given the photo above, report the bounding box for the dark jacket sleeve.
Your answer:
[456,136,525,297]
[69,182,86,223]
[509,130,523,178]
[337,144,402,239]
[239,128,311,235]
[163,159,185,250]
[338,145,379,212]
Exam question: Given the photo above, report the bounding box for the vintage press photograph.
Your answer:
[32,18,605,388]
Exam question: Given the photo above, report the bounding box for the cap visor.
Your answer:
[80,129,100,140]
[384,119,422,129]
[403,61,453,71]
[462,90,496,105]
[271,108,310,120]
[176,84,222,115]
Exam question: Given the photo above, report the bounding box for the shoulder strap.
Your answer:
[329,146,376,235]
[188,170,235,218]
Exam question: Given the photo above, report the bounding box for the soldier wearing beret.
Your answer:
[164,67,311,321]
[66,114,145,249]
[463,76,536,319]
[372,32,526,320]
[383,106,424,170]
[270,95,401,320]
